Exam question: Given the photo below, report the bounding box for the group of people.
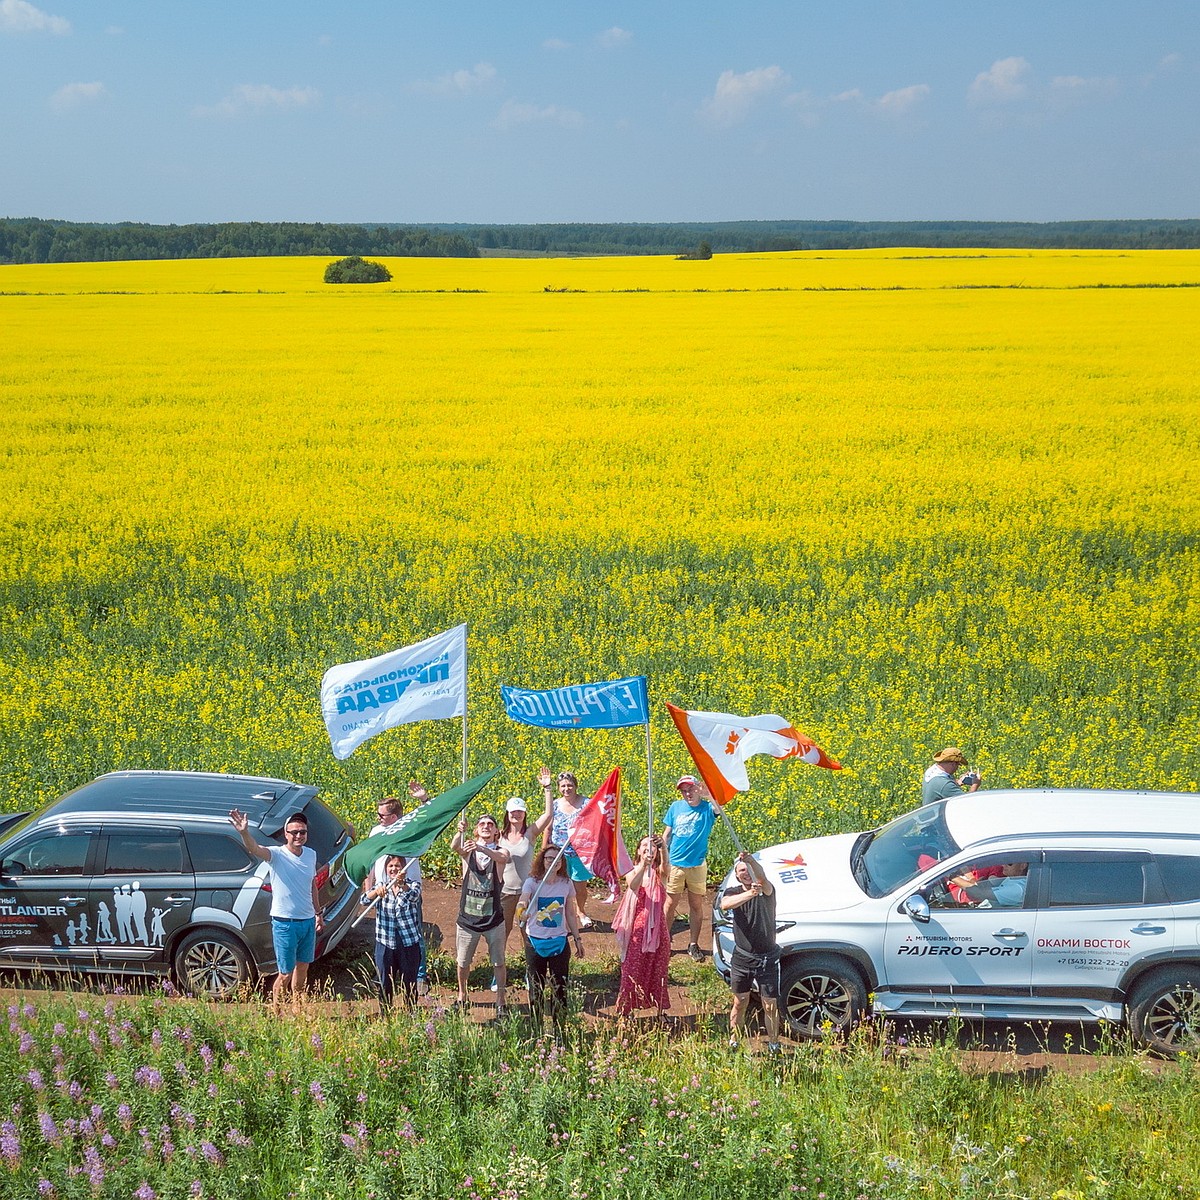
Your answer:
[234,743,986,1038]
[351,767,750,1035]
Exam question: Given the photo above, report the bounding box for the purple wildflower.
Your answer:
[133,1067,164,1091]
[200,1141,224,1166]
[1,1120,20,1167]
[225,1128,251,1147]
[190,1182,202,1198]
[134,1185,157,1200]
[37,1112,61,1147]
[308,1081,326,1104]
[25,1070,45,1091]
[18,1032,34,1056]
[83,1145,105,1191]
[198,1044,214,1072]
[37,1182,54,1197]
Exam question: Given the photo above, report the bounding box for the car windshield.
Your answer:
[851,803,961,898]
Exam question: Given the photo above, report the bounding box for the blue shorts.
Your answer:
[564,847,592,883]
[272,917,316,974]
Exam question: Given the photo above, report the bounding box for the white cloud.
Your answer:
[543,37,571,51]
[0,0,69,34]
[192,84,320,119]
[597,26,632,48]
[1049,73,1118,102]
[785,82,927,124]
[493,99,583,130]
[702,65,789,127]
[969,56,1031,105]
[413,62,497,96]
[50,80,106,112]
[876,83,930,115]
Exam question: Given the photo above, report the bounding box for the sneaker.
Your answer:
[767,1042,782,1056]
[687,943,705,963]
[728,1034,739,1051]
[489,977,498,992]
[416,980,430,997]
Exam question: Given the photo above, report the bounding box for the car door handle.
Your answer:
[59,896,87,906]
[1130,924,1167,936]
[162,895,192,907]
[992,928,1027,940]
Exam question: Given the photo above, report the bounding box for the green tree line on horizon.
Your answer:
[2,216,1198,265]
[0,218,478,265]
[440,217,1200,256]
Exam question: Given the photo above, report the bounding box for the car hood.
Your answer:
[738,832,867,915]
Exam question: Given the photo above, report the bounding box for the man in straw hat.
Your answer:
[921,747,983,807]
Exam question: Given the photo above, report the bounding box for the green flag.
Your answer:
[344,767,501,885]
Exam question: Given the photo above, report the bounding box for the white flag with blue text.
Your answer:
[320,624,467,760]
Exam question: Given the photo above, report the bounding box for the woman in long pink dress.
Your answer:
[614,835,671,1014]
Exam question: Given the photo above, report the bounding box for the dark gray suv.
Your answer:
[0,770,358,998]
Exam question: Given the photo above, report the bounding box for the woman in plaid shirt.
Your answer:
[363,854,423,1010]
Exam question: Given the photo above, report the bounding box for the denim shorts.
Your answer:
[272,916,316,974]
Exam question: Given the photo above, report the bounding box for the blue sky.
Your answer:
[1,1,1196,224]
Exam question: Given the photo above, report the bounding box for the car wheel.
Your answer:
[1128,966,1200,1057]
[779,954,867,1040]
[173,929,254,999]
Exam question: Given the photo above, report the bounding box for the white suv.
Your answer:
[711,789,1200,1055]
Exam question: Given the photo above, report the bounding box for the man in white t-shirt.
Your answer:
[230,808,324,1012]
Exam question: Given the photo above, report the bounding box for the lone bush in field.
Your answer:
[324,255,391,283]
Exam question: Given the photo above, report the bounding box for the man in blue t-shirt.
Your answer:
[661,775,719,963]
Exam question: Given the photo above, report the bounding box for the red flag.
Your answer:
[567,767,634,902]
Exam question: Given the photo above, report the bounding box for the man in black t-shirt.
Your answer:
[719,851,781,1053]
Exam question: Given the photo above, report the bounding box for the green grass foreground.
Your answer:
[1,990,1196,1200]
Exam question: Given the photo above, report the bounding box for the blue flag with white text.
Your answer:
[501,675,649,730]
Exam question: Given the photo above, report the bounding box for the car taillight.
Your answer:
[314,864,330,891]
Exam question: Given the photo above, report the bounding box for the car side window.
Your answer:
[1046,860,1145,907]
[185,832,253,874]
[1155,855,1200,904]
[4,833,92,876]
[103,832,186,875]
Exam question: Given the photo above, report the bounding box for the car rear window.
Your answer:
[1047,860,1146,907]
[1157,855,1200,903]
[103,832,186,875]
[300,797,349,861]
[186,831,254,874]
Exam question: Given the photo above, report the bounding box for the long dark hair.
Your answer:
[502,806,528,838]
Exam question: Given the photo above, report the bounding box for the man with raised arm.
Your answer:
[719,850,781,1054]
[229,808,324,1012]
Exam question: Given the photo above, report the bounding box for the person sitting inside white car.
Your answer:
[948,861,1029,908]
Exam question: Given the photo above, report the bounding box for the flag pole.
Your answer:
[716,804,745,855]
[644,720,655,837]
[461,645,469,785]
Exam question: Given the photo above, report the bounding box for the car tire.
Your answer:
[779,954,867,1040]
[173,929,254,999]
[1128,965,1200,1058]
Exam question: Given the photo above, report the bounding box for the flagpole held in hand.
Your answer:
[716,804,745,855]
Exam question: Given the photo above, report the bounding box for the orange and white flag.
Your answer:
[666,703,841,805]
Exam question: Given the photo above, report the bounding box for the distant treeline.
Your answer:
[3,217,1198,265]
[433,219,1200,256]
[0,219,478,264]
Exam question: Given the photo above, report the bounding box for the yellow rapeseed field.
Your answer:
[1,250,1197,865]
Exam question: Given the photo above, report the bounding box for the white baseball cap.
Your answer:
[505,796,527,813]
[676,775,699,789]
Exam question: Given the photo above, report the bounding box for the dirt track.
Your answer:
[3,879,1169,1075]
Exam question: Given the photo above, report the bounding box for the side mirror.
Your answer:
[902,893,930,924]
[0,860,23,878]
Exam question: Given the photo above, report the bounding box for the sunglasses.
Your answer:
[285,829,308,837]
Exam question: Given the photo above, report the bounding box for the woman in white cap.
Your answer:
[499,796,547,944]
